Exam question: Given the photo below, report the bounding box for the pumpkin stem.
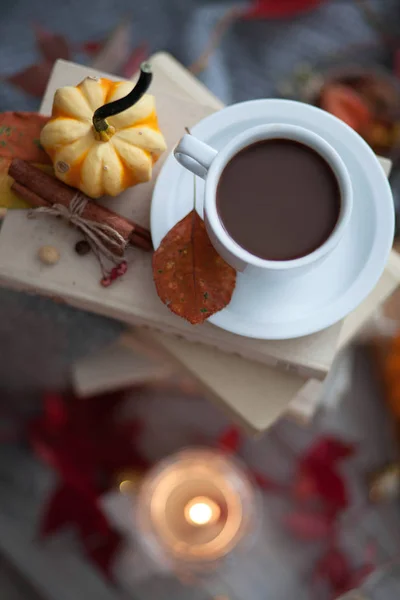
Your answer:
[92,62,153,134]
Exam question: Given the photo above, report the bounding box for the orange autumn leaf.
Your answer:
[0,111,51,209]
[152,210,236,325]
[319,84,372,133]
[0,112,51,164]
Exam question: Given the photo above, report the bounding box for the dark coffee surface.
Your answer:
[216,139,341,261]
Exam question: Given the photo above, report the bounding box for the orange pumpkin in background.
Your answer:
[368,331,400,502]
[40,64,166,199]
[383,333,400,418]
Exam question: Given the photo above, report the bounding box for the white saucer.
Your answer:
[151,100,394,340]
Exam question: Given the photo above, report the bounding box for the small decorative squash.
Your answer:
[40,64,167,198]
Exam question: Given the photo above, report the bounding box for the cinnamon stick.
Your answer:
[11,182,51,209]
[9,159,152,250]
[12,180,153,252]
[129,231,153,252]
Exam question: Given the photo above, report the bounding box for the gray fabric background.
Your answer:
[0,0,398,392]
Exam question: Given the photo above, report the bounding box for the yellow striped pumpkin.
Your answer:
[40,76,167,199]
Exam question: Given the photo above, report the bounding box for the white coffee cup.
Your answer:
[174,123,353,276]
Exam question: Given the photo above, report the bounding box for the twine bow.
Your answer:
[29,194,127,264]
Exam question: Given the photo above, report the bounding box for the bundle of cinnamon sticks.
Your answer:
[8,159,153,253]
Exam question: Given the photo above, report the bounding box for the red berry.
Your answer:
[110,267,119,281]
[101,277,112,287]
[117,261,128,276]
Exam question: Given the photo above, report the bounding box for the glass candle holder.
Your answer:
[135,448,258,574]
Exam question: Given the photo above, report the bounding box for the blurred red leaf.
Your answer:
[90,21,131,74]
[301,436,356,468]
[314,547,352,592]
[41,484,107,537]
[302,463,349,514]
[41,485,75,536]
[122,42,150,78]
[253,471,284,492]
[217,426,241,453]
[284,509,334,540]
[320,84,372,132]
[43,392,68,430]
[33,23,71,63]
[7,25,71,97]
[293,470,319,503]
[81,40,104,56]
[293,437,353,514]
[243,0,325,19]
[7,64,54,98]
[84,528,122,581]
[348,563,375,589]
[41,483,120,580]
[314,547,375,597]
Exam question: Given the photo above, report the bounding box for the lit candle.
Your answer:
[184,496,221,527]
[136,448,257,572]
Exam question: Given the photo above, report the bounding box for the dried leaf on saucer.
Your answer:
[152,210,236,325]
[0,111,51,209]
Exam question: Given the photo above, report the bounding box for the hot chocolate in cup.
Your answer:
[174,123,352,277]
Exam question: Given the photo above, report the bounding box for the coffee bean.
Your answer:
[75,240,91,256]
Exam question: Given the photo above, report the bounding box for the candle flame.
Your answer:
[184,496,221,526]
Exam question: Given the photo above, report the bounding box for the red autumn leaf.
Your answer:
[294,437,353,512]
[7,63,54,98]
[293,469,319,503]
[31,390,149,497]
[152,210,236,324]
[243,0,325,19]
[33,23,71,63]
[122,42,150,78]
[348,564,375,590]
[301,436,356,468]
[314,546,352,592]
[41,484,108,538]
[90,21,131,74]
[41,483,118,581]
[7,25,71,97]
[81,40,104,56]
[284,509,334,540]
[319,83,372,132]
[217,426,241,453]
[40,484,76,536]
[0,112,51,166]
[300,463,349,514]
[83,528,122,581]
[253,471,284,492]
[43,392,69,430]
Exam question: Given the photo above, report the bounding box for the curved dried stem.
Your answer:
[188,7,244,75]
